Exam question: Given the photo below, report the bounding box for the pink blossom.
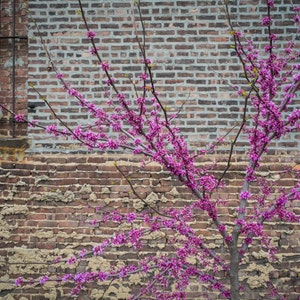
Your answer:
[243,222,263,236]
[261,16,272,26]
[68,88,80,97]
[239,191,252,200]
[107,139,119,149]
[133,138,142,146]
[15,277,24,286]
[225,235,233,244]
[86,30,96,39]
[293,73,300,82]
[128,229,143,248]
[79,249,87,258]
[126,213,136,223]
[90,46,99,55]
[234,31,242,38]
[101,62,110,71]
[105,77,116,86]
[218,224,226,232]
[53,256,61,263]
[110,211,122,222]
[93,244,104,256]
[294,15,300,23]
[97,271,108,281]
[46,124,59,136]
[67,256,76,264]
[141,58,152,64]
[287,109,300,126]
[62,274,72,282]
[245,237,253,245]
[269,33,277,40]
[56,73,63,79]
[136,97,146,105]
[267,0,274,8]
[71,286,81,295]
[29,119,38,127]
[39,275,49,285]
[138,73,148,81]
[14,114,25,122]
[90,219,98,225]
[112,232,127,245]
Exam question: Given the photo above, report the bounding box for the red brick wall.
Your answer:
[0,154,299,299]
[0,0,28,138]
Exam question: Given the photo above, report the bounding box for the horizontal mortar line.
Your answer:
[0,36,28,39]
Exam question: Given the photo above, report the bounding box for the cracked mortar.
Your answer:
[29,190,75,203]
[241,263,275,289]
[0,205,28,238]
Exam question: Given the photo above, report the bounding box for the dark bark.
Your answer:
[229,241,240,300]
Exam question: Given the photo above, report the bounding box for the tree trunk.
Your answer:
[229,243,240,300]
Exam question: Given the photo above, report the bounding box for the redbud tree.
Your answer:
[1,0,300,299]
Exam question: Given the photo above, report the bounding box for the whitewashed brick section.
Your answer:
[28,0,299,152]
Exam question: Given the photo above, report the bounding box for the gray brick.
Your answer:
[26,0,299,153]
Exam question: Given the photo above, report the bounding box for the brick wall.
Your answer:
[0,1,299,299]
[26,0,299,152]
[0,0,28,138]
[0,154,299,299]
